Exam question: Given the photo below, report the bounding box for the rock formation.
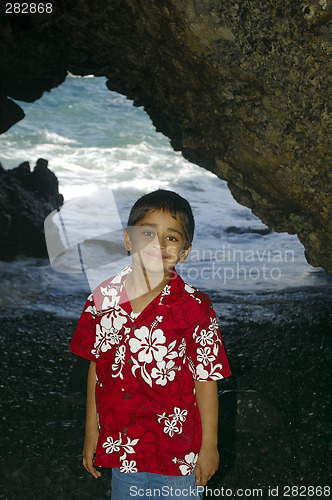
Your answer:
[0,159,63,260]
[0,1,331,271]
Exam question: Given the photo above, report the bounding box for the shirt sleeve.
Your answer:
[69,293,98,362]
[186,301,231,381]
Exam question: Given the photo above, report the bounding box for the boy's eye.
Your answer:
[143,230,155,237]
[167,236,178,242]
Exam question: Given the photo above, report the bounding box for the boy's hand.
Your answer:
[82,429,102,479]
[195,445,219,486]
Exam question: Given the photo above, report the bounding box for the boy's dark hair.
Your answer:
[127,189,195,249]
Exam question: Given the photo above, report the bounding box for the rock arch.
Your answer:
[0,0,331,271]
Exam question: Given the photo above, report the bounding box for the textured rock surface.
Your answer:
[0,1,331,270]
[0,159,63,260]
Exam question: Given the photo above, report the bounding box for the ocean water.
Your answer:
[0,74,331,317]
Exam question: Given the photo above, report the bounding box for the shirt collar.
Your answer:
[107,265,185,313]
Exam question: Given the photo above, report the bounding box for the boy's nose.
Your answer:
[152,235,165,249]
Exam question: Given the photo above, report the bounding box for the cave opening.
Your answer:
[0,74,325,304]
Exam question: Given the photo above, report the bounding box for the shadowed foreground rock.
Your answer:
[0,1,331,271]
[0,159,63,260]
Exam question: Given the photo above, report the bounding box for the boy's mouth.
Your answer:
[144,251,168,260]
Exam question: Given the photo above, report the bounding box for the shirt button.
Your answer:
[124,394,130,400]
[122,427,128,434]
[127,359,133,365]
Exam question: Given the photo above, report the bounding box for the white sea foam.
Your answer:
[42,130,79,145]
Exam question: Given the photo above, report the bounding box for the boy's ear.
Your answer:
[179,245,192,263]
[124,229,131,251]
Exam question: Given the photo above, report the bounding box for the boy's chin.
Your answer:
[141,261,175,277]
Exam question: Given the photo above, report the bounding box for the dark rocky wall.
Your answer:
[0,1,331,271]
[0,159,63,260]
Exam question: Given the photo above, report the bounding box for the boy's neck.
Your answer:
[125,265,172,301]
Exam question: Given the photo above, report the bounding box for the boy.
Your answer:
[69,190,231,499]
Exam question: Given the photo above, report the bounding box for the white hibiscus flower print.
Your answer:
[101,287,121,309]
[197,347,215,366]
[158,285,171,304]
[208,317,219,335]
[92,310,128,357]
[85,295,97,316]
[102,436,122,454]
[151,360,176,386]
[112,345,126,379]
[178,338,186,358]
[184,283,201,303]
[129,320,167,363]
[195,327,214,347]
[172,452,198,475]
[184,283,196,294]
[120,460,138,473]
[195,362,225,381]
[101,311,127,333]
[164,419,180,437]
[114,344,126,365]
[157,407,188,437]
[102,434,139,459]
[195,363,209,380]
[170,407,188,423]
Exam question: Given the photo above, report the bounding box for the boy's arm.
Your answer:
[194,380,219,486]
[82,361,101,478]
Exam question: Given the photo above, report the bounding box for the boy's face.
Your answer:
[124,209,191,277]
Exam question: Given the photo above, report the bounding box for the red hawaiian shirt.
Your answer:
[69,265,231,476]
